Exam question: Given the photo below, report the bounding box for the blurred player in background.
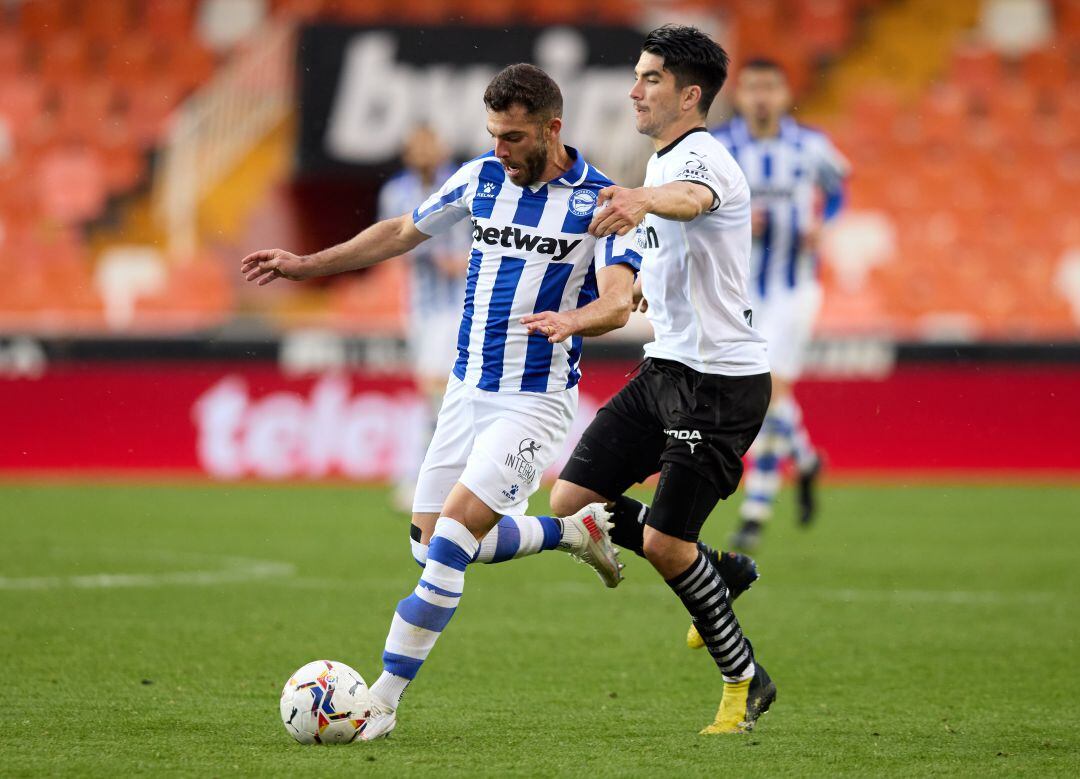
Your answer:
[712,59,849,552]
[377,126,471,510]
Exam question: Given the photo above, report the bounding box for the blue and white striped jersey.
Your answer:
[378,165,471,318]
[412,147,641,393]
[711,116,848,298]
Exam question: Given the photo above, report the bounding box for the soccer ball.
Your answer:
[279,660,373,744]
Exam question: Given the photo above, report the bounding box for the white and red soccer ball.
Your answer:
[279,660,373,744]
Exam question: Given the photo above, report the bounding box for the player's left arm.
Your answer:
[588,182,713,237]
[520,263,636,343]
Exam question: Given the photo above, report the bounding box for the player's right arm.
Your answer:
[240,215,429,286]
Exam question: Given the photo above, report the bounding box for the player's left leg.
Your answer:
[649,369,774,733]
[644,463,776,734]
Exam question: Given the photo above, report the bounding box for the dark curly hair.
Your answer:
[642,24,730,116]
[483,63,563,122]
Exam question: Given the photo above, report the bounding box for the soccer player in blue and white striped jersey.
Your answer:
[242,64,642,740]
[711,59,849,550]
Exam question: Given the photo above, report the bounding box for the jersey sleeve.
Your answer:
[670,150,724,212]
[594,230,643,275]
[376,178,397,222]
[412,163,474,236]
[808,133,850,195]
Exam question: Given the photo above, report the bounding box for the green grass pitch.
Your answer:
[2,481,1078,777]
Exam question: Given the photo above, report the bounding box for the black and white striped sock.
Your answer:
[667,550,755,682]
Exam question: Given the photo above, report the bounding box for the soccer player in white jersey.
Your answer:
[712,59,849,551]
[377,126,470,510]
[549,25,777,735]
[242,64,642,739]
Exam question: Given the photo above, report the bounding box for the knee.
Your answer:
[641,532,671,565]
[549,480,587,517]
[642,529,696,579]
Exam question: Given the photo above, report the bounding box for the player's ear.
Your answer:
[544,116,562,142]
[682,84,702,113]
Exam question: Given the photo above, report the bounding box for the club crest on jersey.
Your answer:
[635,223,659,250]
[568,188,598,217]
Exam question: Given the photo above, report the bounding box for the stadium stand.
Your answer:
[0,0,1075,339]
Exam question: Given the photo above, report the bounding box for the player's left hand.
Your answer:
[521,310,577,343]
[589,186,649,238]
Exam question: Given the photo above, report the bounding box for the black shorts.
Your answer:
[560,359,770,541]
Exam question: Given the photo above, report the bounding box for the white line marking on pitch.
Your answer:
[0,555,294,590]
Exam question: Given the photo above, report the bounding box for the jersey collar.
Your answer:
[655,126,709,158]
[553,145,587,187]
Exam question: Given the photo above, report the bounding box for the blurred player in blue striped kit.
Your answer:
[242,63,641,739]
[376,126,471,510]
[712,59,849,552]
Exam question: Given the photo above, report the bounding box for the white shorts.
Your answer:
[408,309,461,384]
[412,375,578,515]
[753,283,823,382]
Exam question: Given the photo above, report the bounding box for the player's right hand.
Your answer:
[240,249,311,285]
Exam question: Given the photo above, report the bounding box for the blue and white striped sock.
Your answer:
[370,517,479,708]
[475,515,561,563]
[740,413,791,522]
[410,515,560,567]
[786,397,818,473]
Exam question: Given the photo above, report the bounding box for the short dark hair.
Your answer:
[641,24,730,116]
[483,63,563,121]
[741,58,788,78]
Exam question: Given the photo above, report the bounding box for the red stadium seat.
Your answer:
[55,79,118,138]
[37,30,91,86]
[17,0,75,40]
[1021,44,1071,93]
[36,145,108,224]
[0,32,28,75]
[796,0,855,57]
[104,34,162,89]
[949,42,1001,97]
[163,39,216,92]
[143,0,195,43]
[80,0,135,44]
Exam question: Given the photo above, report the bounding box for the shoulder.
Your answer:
[573,161,615,192]
[680,131,742,173]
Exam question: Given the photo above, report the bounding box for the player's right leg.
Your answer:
[364,482,503,740]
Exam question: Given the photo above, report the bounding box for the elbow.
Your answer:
[612,297,634,328]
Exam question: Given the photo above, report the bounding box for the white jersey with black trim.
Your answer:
[712,116,849,298]
[412,147,642,393]
[636,127,769,377]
